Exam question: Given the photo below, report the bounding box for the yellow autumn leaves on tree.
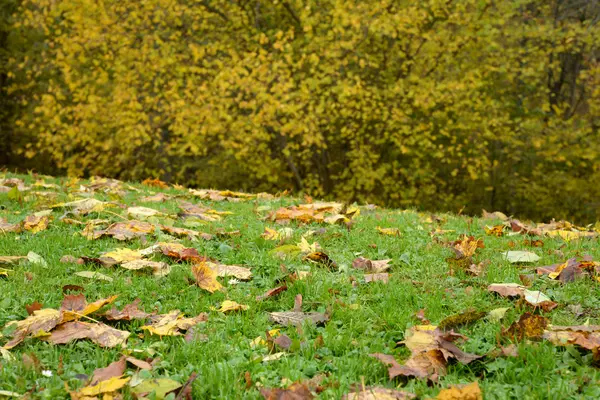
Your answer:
[2,0,600,224]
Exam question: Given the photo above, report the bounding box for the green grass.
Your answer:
[1,172,600,399]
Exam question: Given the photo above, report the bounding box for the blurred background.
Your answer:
[1,0,599,223]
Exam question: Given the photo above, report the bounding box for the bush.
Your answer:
[3,0,600,222]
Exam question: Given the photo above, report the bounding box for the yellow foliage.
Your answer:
[4,0,600,223]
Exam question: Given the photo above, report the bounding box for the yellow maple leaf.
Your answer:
[218,300,249,313]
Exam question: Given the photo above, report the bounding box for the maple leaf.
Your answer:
[451,235,484,258]
[51,198,107,214]
[192,261,223,293]
[178,201,223,221]
[98,248,144,266]
[484,225,505,237]
[536,257,598,283]
[302,251,337,270]
[370,325,481,382]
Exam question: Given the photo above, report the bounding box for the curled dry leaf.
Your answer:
[90,357,127,385]
[543,324,600,351]
[141,192,171,202]
[52,198,107,214]
[451,235,484,258]
[25,301,43,316]
[352,257,392,273]
[179,201,223,221]
[537,257,599,283]
[192,262,223,293]
[256,285,288,301]
[161,225,213,240]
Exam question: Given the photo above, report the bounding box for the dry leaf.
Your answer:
[436,381,482,400]
[502,313,549,341]
[260,382,314,400]
[212,263,252,280]
[364,273,389,283]
[3,309,61,349]
[23,215,50,233]
[74,271,113,282]
[141,310,208,336]
[90,358,127,385]
[60,294,118,323]
[121,259,171,276]
[102,299,151,321]
[377,227,401,236]
[25,302,43,316]
[343,386,416,399]
[352,257,392,273]
[0,218,21,233]
[218,300,249,313]
[88,220,155,240]
[192,262,223,293]
[47,321,130,347]
[256,285,288,301]
[73,376,130,398]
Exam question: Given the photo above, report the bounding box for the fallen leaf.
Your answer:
[102,299,152,321]
[543,325,600,351]
[522,289,557,311]
[269,312,329,327]
[256,285,288,301]
[502,251,540,263]
[60,294,118,323]
[130,377,182,400]
[88,220,155,240]
[436,381,482,400]
[487,308,509,322]
[99,248,144,266]
[302,251,337,270]
[74,271,114,282]
[127,206,163,219]
[260,382,314,400]
[377,227,401,236]
[74,376,130,398]
[90,357,127,385]
[364,273,389,283]
[26,251,48,267]
[343,385,416,399]
[142,192,171,202]
[52,198,107,214]
[142,178,169,188]
[352,257,392,273]
[484,225,505,237]
[451,235,484,258]
[0,218,21,233]
[191,262,223,293]
[438,310,486,330]
[3,309,61,349]
[161,225,212,240]
[487,283,525,298]
[218,300,249,313]
[121,259,171,276]
[25,302,43,316]
[141,310,207,336]
[23,215,50,233]
[212,263,252,280]
[47,321,130,347]
[502,313,549,341]
[0,256,28,265]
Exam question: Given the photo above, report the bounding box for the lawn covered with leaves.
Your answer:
[1,173,600,399]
